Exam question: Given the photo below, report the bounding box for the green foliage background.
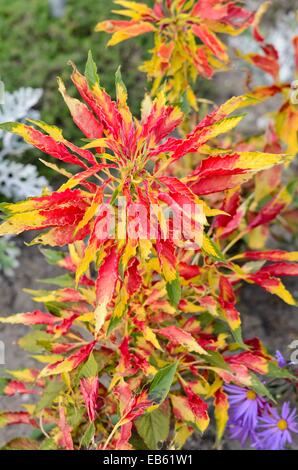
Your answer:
[0,0,152,145]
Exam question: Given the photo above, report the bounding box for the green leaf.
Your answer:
[148,362,178,405]
[0,121,18,132]
[267,362,296,380]
[80,422,95,449]
[115,66,127,101]
[45,302,65,315]
[68,407,85,428]
[0,377,8,394]
[250,373,275,403]
[30,423,56,440]
[231,327,247,349]
[204,350,230,371]
[166,276,181,307]
[129,431,149,450]
[79,353,98,379]
[135,403,170,450]
[180,90,191,114]
[37,274,74,288]
[85,50,99,88]
[40,248,65,265]
[39,438,58,450]
[110,185,120,206]
[35,380,65,414]
[18,330,52,353]
[203,235,225,261]
[107,309,126,335]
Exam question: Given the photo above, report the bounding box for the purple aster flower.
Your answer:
[228,420,257,446]
[254,402,298,450]
[225,384,265,429]
[276,350,287,368]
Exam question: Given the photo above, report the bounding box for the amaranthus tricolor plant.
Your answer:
[96,0,255,108]
[0,0,297,451]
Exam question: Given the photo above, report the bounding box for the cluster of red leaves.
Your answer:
[96,0,255,108]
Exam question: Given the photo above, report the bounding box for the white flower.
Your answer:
[0,159,48,200]
[0,86,49,200]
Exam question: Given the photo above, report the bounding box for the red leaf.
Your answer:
[21,124,87,168]
[183,385,209,429]
[234,250,298,262]
[71,64,122,139]
[120,390,151,424]
[293,36,298,73]
[190,173,249,195]
[250,54,279,81]
[0,310,60,326]
[227,352,268,375]
[192,24,228,62]
[127,257,142,295]
[39,341,96,377]
[158,325,207,354]
[4,381,38,396]
[0,411,37,427]
[219,277,241,331]
[80,377,99,422]
[95,246,120,332]
[194,47,214,78]
[115,423,133,450]
[58,78,103,140]
[58,405,74,450]
[178,262,201,280]
[96,246,119,305]
[214,189,240,229]
[257,262,298,277]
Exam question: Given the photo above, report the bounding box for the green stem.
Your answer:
[222,228,249,255]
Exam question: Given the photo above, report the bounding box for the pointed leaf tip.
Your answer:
[0,121,18,132]
[85,51,99,88]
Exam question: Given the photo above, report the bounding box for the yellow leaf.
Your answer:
[39,158,72,178]
[268,281,296,306]
[107,22,155,47]
[83,139,109,149]
[32,354,63,364]
[77,312,94,322]
[180,300,205,313]
[7,369,37,383]
[75,241,97,285]
[121,239,137,270]
[214,389,229,444]
[111,286,129,322]
[143,326,162,350]
[173,423,194,450]
[139,239,152,261]
[0,212,46,236]
[75,190,102,235]
[27,119,64,142]
[114,0,152,15]
[236,152,291,170]
[94,300,109,334]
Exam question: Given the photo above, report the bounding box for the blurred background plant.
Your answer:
[0,86,48,201]
[0,86,48,275]
[0,238,20,277]
[229,10,298,84]
[0,0,152,144]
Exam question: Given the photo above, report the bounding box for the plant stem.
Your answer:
[103,422,120,450]
[222,228,248,255]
